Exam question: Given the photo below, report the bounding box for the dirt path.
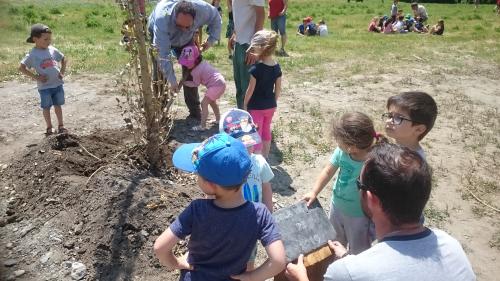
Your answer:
[0,65,499,280]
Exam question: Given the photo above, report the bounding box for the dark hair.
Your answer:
[175,1,196,18]
[332,112,386,150]
[398,15,404,20]
[386,91,438,140]
[362,143,431,226]
[411,2,418,7]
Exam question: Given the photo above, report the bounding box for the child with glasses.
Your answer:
[303,112,387,254]
[154,133,286,280]
[382,91,438,160]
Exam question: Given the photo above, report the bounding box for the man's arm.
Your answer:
[243,76,256,111]
[152,14,177,85]
[254,6,265,32]
[60,57,67,77]
[204,5,223,48]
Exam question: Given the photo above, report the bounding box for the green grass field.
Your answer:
[0,0,498,81]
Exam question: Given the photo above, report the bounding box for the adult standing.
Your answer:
[269,0,288,56]
[231,0,265,109]
[285,143,476,281]
[411,2,428,22]
[149,0,222,120]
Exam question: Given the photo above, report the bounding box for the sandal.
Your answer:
[45,127,53,136]
[58,125,68,134]
[191,125,206,131]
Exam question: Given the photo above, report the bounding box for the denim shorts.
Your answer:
[38,85,65,109]
[271,15,287,35]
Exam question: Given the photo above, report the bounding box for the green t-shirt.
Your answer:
[330,147,365,217]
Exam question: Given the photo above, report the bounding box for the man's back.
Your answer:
[324,228,475,281]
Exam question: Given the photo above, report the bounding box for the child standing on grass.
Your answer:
[154,133,286,280]
[219,108,275,270]
[243,30,282,159]
[303,112,386,254]
[383,91,437,160]
[19,24,68,136]
[178,44,226,131]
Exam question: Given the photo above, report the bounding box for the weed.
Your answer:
[424,202,450,228]
[49,8,62,15]
[489,229,500,250]
[104,26,114,34]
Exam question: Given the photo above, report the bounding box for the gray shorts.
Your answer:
[329,203,371,254]
[271,15,287,35]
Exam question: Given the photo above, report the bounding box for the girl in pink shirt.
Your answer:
[179,44,226,131]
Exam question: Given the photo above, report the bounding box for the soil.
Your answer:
[0,62,499,281]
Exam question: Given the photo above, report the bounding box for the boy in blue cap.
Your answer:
[154,133,286,281]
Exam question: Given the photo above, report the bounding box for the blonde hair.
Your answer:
[250,30,278,58]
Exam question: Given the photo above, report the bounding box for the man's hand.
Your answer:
[229,34,236,50]
[245,52,258,65]
[200,40,213,52]
[58,72,64,80]
[328,240,348,259]
[169,81,179,93]
[37,74,48,83]
[285,254,309,281]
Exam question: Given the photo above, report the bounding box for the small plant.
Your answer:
[49,8,62,15]
[86,17,102,28]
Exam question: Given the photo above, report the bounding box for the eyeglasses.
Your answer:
[176,23,192,30]
[356,177,373,192]
[381,112,415,125]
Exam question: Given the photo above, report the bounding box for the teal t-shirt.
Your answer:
[330,147,365,217]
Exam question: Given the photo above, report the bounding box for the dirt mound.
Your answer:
[0,130,202,280]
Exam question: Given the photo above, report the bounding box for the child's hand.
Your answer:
[231,271,256,281]
[302,191,317,207]
[176,252,194,271]
[37,74,48,83]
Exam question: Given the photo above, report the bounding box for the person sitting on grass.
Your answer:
[412,16,428,33]
[19,23,68,136]
[154,133,286,281]
[368,17,381,33]
[429,19,445,36]
[178,44,226,131]
[383,17,395,34]
[297,16,317,36]
[393,15,407,33]
[317,20,329,36]
[411,2,428,23]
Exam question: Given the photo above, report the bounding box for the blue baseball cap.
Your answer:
[172,133,252,187]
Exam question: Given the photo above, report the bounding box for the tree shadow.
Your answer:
[93,172,148,281]
[169,118,219,144]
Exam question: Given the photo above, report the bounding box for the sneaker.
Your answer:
[280,49,289,57]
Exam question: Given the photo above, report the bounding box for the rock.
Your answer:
[63,241,75,249]
[77,248,86,254]
[14,270,26,277]
[6,209,15,216]
[71,262,87,280]
[7,215,17,223]
[6,242,14,249]
[74,222,83,235]
[4,259,17,267]
[0,218,6,227]
[140,230,149,237]
[40,251,52,264]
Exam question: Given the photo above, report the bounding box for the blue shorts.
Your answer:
[271,15,287,35]
[38,85,65,109]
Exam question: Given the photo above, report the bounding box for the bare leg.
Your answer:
[281,34,287,51]
[262,140,271,159]
[209,100,220,123]
[43,108,52,129]
[54,105,64,127]
[200,97,210,129]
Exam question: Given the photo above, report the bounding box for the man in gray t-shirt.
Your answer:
[285,143,475,281]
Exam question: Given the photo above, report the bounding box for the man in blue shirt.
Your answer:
[149,0,222,120]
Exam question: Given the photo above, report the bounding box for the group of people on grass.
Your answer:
[19,0,476,280]
[369,0,444,35]
[297,16,329,37]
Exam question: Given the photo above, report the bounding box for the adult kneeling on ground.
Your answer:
[285,143,476,281]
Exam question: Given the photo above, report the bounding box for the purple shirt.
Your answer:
[170,199,281,281]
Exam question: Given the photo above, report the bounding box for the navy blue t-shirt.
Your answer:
[170,199,281,281]
[247,63,282,110]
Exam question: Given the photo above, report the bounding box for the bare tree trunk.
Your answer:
[129,0,160,169]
